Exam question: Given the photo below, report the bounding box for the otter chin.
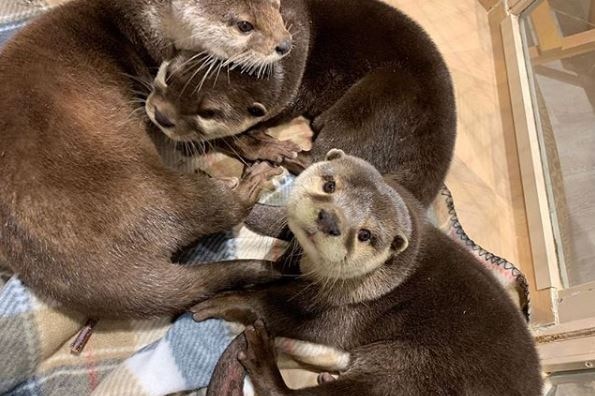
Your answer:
[287,149,411,282]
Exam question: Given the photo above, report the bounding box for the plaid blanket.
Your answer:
[0,3,530,395]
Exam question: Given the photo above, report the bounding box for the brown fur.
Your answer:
[195,154,542,395]
[165,0,292,64]
[161,0,456,207]
[0,0,287,318]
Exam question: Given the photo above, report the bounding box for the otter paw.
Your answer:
[218,176,240,190]
[252,134,302,164]
[235,130,302,163]
[282,152,313,175]
[238,320,288,391]
[317,372,338,384]
[190,294,258,325]
[236,162,283,206]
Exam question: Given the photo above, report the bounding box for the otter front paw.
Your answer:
[239,321,289,393]
[234,129,302,164]
[190,293,259,325]
[282,152,313,175]
[235,161,283,207]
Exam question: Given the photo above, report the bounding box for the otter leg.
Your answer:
[216,129,302,164]
[238,321,373,396]
[190,290,265,325]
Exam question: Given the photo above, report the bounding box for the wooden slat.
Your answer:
[500,16,561,293]
[530,28,595,65]
[536,318,595,373]
[477,0,501,11]
[538,331,595,372]
[558,281,595,323]
[530,1,563,51]
[498,15,556,326]
[509,0,540,15]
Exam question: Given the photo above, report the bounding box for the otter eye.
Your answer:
[237,21,254,33]
[198,109,218,119]
[358,229,372,242]
[323,180,336,194]
[248,104,266,117]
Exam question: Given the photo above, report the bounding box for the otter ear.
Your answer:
[325,149,345,162]
[248,102,267,118]
[391,231,409,255]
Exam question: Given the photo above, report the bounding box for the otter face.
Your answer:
[164,0,292,67]
[145,52,283,142]
[287,150,412,282]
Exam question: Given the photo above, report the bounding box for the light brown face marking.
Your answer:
[166,0,292,67]
[287,151,413,282]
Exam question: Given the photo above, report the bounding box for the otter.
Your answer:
[108,0,293,67]
[162,0,293,67]
[191,151,542,395]
[0,0,293,318]
[145,52,302,165]
[155,0,456,208]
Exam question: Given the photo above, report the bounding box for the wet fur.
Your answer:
[0,0,284,318]
[200,156,542,395]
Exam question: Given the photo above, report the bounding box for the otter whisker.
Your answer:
[212,61,224,87]
[179,54,215,97]
[177,50,207,73]
[221,138,250,168]
[288,277,320,302]
[180,54,211,97]
[194,57,218,94]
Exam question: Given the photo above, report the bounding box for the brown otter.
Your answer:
[0,0,294,318]
[156,0,456,208]
[107,0,293,67]
[145,52,303,165]
[192,151,542,395]
[162,0,293,67]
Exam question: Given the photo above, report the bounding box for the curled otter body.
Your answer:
[0,0,290,318]
[158,0,456,207]
[193,152,542,395]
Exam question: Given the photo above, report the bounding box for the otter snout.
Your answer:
[275,38,292,56]
[317,209,341,237]
[147,95,178,128]
[154,108,175,128]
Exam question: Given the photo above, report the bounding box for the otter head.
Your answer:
[163,0,292,67]
[287,150,415,287]
[145,51,284,142]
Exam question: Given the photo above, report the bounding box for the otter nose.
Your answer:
[275,39,292,55]
[317,209,341,237]
[154,108,175,128]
